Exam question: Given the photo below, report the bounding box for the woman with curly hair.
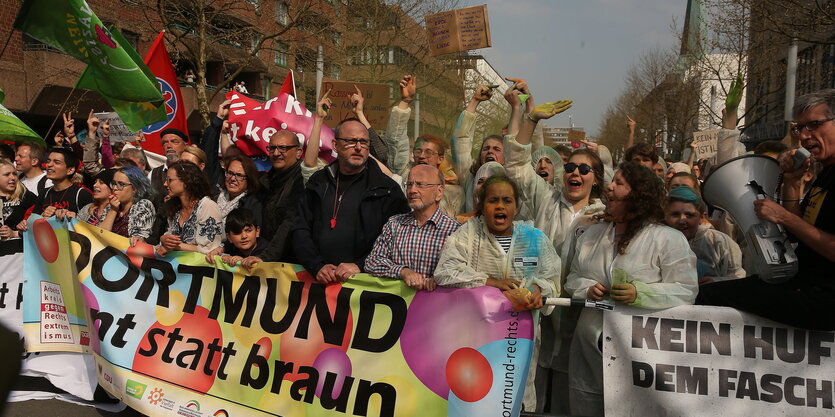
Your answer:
[98,167,156,244]
[156,160,222,256]
[564,161,698,416]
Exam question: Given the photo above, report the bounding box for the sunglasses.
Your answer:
[564,162,593,175]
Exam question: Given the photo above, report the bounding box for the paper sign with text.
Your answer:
[23,218,534,416]
[321,79,391,130]
[426,5,491,57]
[604,305,835,416]
[94,112,137,143]
[692,129,721,160]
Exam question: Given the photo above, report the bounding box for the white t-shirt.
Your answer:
[20,171,51,197]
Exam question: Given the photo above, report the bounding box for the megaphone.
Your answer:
[702,154,798,283]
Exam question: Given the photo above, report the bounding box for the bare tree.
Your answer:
[126,0,328,127]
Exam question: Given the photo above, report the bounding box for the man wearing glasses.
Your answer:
[697,89,835,331]
[365,165,459,290]
[255,130,304,263]
[386,74,464,216]
[292,117,409,283]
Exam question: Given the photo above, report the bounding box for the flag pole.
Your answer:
[45,87,77,138]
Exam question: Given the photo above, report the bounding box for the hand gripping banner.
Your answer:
[23,218,533,416]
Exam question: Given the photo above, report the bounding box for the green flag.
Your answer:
[14,0,164,105]
[77,27,166,131]
[0,103,44,145]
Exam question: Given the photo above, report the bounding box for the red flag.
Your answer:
[139,32,189,155]
[279,70,296,98]
[226,91,336,164]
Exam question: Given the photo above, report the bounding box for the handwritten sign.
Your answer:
[692,129,720,160]
[94,112,136,143]
[321,79,391,129]
[426,5,491,57]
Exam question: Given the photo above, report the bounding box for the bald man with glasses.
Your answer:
[291,117,409,283]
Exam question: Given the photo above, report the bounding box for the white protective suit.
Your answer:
[450,110,479,213]
[690,224,746,281]
[564,222,698,416]
[504,138,607,256]
[504,136,607,412]
[385,106,464,217]
[434,216,560,410]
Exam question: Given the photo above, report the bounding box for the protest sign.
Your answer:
[93,112,137,143]
[321,79,391,130]
[567,129,586,148]
[23,218,534,416]
[22,216,91,353]
[226,91,337,164]
[426,5,491,57]
[604,305,835,416]
[692,129,721,160]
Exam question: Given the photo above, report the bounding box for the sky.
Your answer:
[460,0,687,136]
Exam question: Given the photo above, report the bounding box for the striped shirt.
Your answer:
[494,234,512,253]
[365,208,461,279]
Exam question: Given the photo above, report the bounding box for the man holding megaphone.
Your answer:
[697,89,835,331]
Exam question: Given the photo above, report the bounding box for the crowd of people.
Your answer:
[1,75,833,416]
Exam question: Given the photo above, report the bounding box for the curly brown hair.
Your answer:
[607,161,665,255]
[164,160,210,218]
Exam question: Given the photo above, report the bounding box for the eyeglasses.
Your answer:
[413,148,439,158]
[336,137,370,149]
[266,144,299,154]
[163,177,179,184]
[790,117,835,135]
[109,181,132,190]
[224,171,247,181]
[564,162,593,175]
[405,182,442,189]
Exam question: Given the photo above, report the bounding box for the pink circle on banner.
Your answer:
[399,287,532,399]
[313,348,353,398]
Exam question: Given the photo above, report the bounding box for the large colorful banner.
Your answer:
[604,305,835,416]
[24,218,534,416]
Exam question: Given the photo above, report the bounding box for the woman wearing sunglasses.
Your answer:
[565,161,698,416]
[506,97,609,413]
[78,167,156,245]
[213,154,262,240]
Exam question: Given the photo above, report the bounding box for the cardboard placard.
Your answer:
[692,129,720,160]
[426,5,491,57]
[321,79,391,129]
[93,112,136,143]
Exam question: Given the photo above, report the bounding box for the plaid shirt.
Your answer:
[365,208,460,279]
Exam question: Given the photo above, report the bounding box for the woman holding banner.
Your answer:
[564,161,698,416]
[0,159,37,240]
[98,167,156,245]
[156,160,222,256]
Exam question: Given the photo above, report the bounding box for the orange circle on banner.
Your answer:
[33,218,59,263]
[445,347,492,402]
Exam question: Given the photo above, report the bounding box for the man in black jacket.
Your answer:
[292,118,409,282]
[254,130,304,263]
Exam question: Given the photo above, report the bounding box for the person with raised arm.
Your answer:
[291,107,408,283]
[385,74,464,216]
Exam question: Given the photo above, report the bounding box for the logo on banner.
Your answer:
[126,380,147,399]
[212,410,229,417]
[147,387,164,405]
[142,77,177,134]
[177,399,203,417]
